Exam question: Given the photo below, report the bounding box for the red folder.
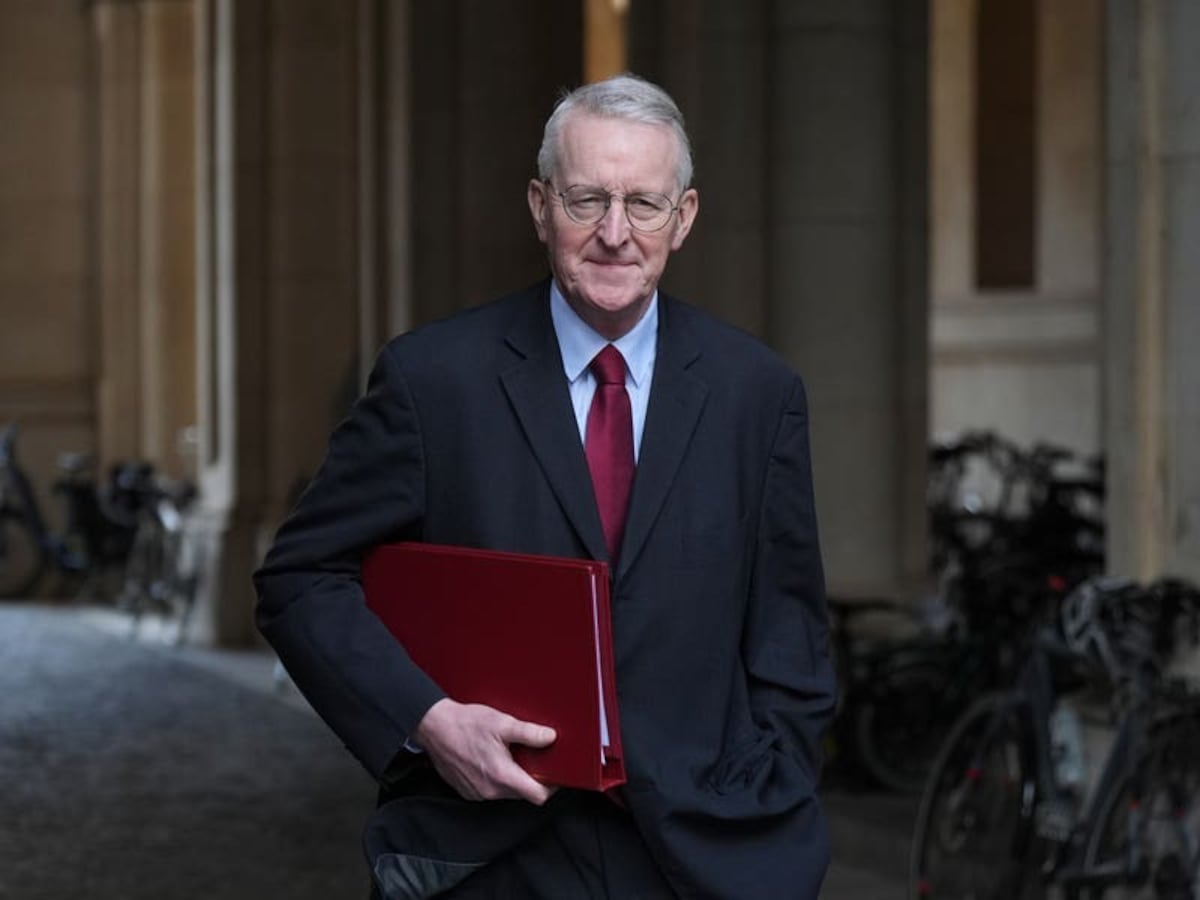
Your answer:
[361,542,625,792]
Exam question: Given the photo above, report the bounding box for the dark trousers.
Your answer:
[441,791,677,899]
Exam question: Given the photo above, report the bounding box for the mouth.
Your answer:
[585,258,635,269]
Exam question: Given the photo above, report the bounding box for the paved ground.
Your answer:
[0,602,912,899]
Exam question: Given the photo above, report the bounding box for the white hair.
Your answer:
[536,74,694,193]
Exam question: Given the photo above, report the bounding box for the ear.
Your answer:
[669,188,699,251]
[527,179,550,243]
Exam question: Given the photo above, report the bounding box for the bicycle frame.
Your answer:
[1055,672,1183,892]
[955,628,1164,891]
[1,423,150,598]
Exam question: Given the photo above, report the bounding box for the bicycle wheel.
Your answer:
[910,693,1044,900]
[1080,715,1200,899]
[118,516,164,622]
[0,510,44,598]
[854,657,957,793]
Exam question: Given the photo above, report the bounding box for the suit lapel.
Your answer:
[616,299,708,580]
[500,289,609,563]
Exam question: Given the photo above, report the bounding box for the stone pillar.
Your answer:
[92,2,145,468]
[137,1,198,480]
[894,4,935,595]
[91,1,198,478]
[191,0,396,644]
[1104,0,1200,583]
[766,2,930,598]
[190,0,267,645]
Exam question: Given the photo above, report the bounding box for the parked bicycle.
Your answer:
[909,575,1200,899]
[824,594,956,792]
[117,471,200,644]
[0,422,149,600]
[828,432,1104,794]
[929,431,1104,611]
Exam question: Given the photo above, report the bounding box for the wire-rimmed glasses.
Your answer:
[546,182,681,232]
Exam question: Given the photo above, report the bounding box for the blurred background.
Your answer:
[1,0,1197,650]
[4,2,1200,896]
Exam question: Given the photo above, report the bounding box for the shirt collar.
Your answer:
[550,281,657,388]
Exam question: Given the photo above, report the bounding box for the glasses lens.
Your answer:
[625,194,672,230]
[560,186,674,231]
[560,187,605,224]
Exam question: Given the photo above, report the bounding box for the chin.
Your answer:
[580,283,647,315]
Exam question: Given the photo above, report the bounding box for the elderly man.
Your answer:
[255,73,834,899]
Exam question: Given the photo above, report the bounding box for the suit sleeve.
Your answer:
[744,375,836,785]
[253,342,446,779]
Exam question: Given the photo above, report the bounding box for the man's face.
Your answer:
[528,113,698,340]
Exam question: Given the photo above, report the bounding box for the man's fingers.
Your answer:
[502,720,558,804]
[506,720,557,748]
[507,767,556,806]
[414,701,560,804]
[521,780,554,806]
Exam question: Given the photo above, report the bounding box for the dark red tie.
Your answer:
[585,345,635,565]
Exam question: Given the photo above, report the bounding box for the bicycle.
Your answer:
[0,422,149,600]
[909,575,1200,899]
[830,432,1099,794]
[823,595,933,788]
[117,472,200,644]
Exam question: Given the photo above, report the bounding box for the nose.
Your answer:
[596,196,631,247]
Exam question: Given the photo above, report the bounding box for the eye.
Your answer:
[565,189,607,210]
[626,194,670,218]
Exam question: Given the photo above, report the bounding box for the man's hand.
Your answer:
[413,698,558,805]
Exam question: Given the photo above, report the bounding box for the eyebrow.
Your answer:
[567,184,672,196]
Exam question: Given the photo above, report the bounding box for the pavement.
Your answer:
[0,601,914,899]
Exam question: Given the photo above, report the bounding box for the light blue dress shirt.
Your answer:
[549,282,657,462]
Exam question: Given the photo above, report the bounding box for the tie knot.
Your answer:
[590,345,626,386]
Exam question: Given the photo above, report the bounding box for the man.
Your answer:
[255,74,834,899]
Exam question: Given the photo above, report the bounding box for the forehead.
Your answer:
[555,112,679,191]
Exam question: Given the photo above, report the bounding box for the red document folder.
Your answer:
[361,542,625,792]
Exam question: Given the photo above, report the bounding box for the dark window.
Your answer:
[975,0,1036,289]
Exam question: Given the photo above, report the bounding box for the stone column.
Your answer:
[1104,0,1200,583]
[137,1,198,479]
[90,1,198,478]
[92,2,145,468]
[190,0,268,644]
[766,2,930,599]
[191,0,377,644]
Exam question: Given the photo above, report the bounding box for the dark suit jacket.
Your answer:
[254,281,835,899]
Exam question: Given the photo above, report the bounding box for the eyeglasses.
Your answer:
[546,182,681,233]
